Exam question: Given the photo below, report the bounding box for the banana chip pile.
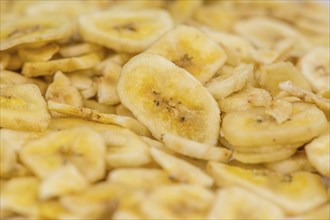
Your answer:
[1,0,330,219]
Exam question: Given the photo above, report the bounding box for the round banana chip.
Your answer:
[19,127,106,182]
[78,9,173,53]
[299,47,329,93]
[306,134,330,177]
[208,187,284,219]
[0,84,51,131]
[117,53,220,145]
[222,102,328,148]
[141,184,214,220]
[0,16,72,51]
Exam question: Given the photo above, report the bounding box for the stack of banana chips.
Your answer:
[0,1,329,219]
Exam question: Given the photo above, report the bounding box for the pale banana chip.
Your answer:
[48,117,151,168]
[19,127,106,182]
[207,187,284,219]
[298,47,329,92]
[0,70,48,94]
[22,53,100,77]
[306,134,330,177]
[141,184,214,220]
[78,9,173,53]
[117,53,220,145]
[218,87,272,113]
[162,133,232,162]
[295,203,330,220]
[265,151,316,174]
[166,0,202,24]
[68,72,98,99]
[60,182,126,219]
[222,102,328,148]
[47,100,151,136]
[279,81,330,116]
[39,164,89,200]
[0,15,72,51]
[208,162,329,215]
[0,84,50,131]
[234,17,311,56]
[257,62,312,96]
[265,99,293,124]
[0,177,40,217]
[107,168,171,190]
[150,147,213,187]
[97,60,121,105]
[147,25,227,83]
[206,64,253,99]
[45,71,83,108]
[233,146,297,164]
[59,43,104,58]
[18,43,59,62]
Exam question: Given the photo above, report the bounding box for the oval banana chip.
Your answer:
[117,53,220,145]
[78,9,173,53]
[0,16,72,51]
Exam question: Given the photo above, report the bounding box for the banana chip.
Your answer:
[206,64,253,99]
[0,177,40,217]
[208,162,329,215]
[47,101,150,136]
[20,127,106,182]
[1,2,330,220]
[0,84,50,131]
[0,16,72,51]
[78,9,173,53]
[306,134,330,177]
[22,53,100,77]
[141,184,214,220]
[18,43,59,62]
[147,25,227,83]
[117,53,220,144]
[162,133,232,162]
[45,71,83,108]
[222,102,328,148]
[150,147,213,187]
[208,187,284,219]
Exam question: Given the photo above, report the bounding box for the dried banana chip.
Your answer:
[78,9,173,53]
[0,177,40,217]
[162,133,232,162]
[265,151,316,174]
[45,71,83,108]
[150,147,213,187]
[0,16,72,51]
[218,87,272,113]
[22,53,100,77]
[208,187,284,219]
[306,134,330,177]
[206,64,253,99]
[117,53,220,144]
[59,43,104,58]
[107,168,171,190]
[39,164,88,200]
[147,25,227,83]
[0,84,50,131]
[18,43,59,62]
[222,102,327,148]
[47,101,150,136]
[257,62,312,96]
[141,184,214,220]
[208,162,329,215]
[19,127,106,182]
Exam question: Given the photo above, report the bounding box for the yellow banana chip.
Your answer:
[0,16,72,51]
